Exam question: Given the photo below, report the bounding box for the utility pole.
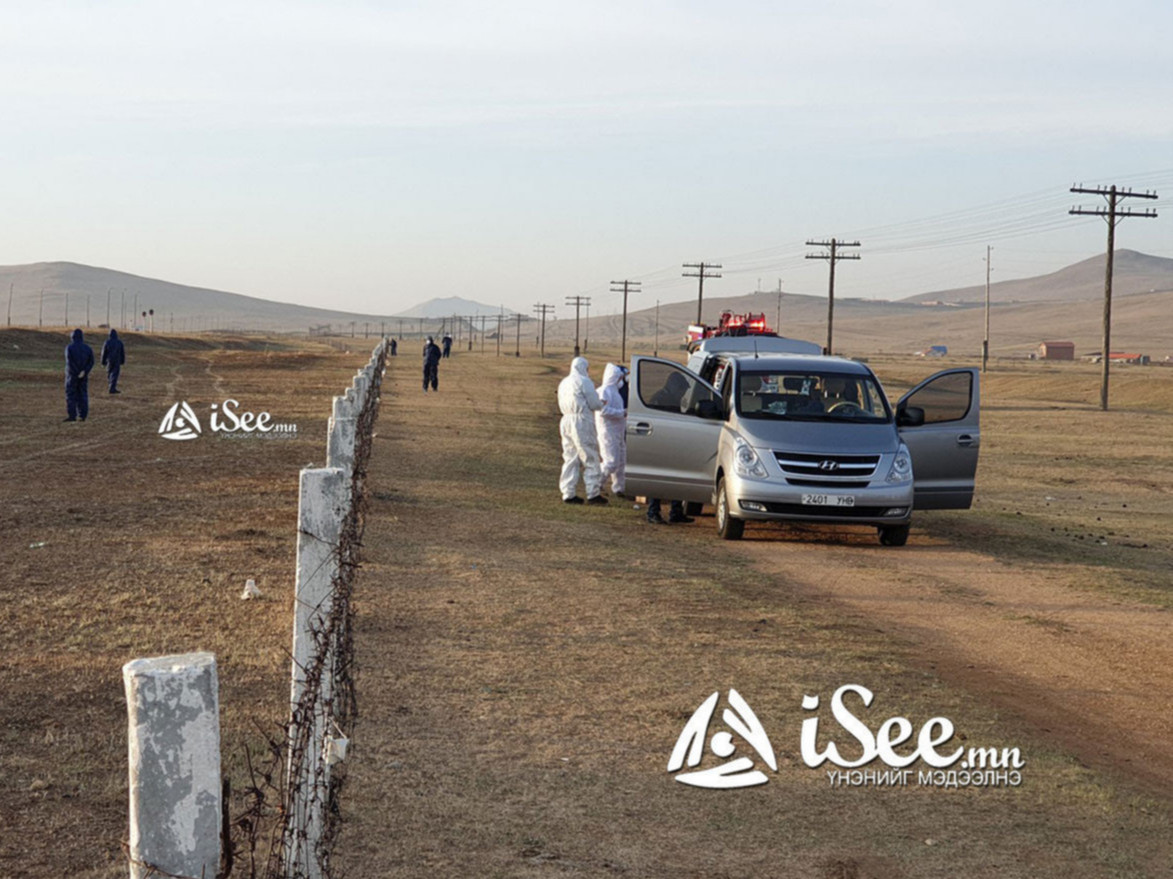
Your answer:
[1070,184,1158,410]
[133,293,138,329]
[682,261,722,325]
[514,312,522,357]
[610,280,640,362]
[776,280,783,333]
[982,246,992,373]
[805,238,860,355]
[496,306,503,357]
[564,295,590,357]
[6,283,11,326]
[39,288,44,327]
[86,294,91,328]
[65,293,69,326]
[533,303,555,357]
[654,300,660,357]
[106,288,111,327]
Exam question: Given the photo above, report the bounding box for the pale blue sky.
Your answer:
[1,1,1170,316]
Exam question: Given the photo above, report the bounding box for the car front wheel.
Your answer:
[716,477,745,540]
[878,523,910,546]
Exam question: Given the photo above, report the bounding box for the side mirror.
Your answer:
[693,398,722,419]
[897,405,925,427]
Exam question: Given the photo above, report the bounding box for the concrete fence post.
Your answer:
[123,652,221,879]
[326,396,357,477]
[286,467,348,879]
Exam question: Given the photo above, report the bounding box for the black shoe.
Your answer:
[612,491,627,500]
[563,496,584,504]
[668,515,695,524]
[647,513,668,524]
[63,417,76,422]
[586,495,609,505]
[110,389,120,394]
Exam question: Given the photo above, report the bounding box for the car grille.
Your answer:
[773,452,880,486]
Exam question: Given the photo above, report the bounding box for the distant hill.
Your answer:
[398,297,514,318]
[903,250,1173,304]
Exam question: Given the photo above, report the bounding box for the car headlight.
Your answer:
[733,435,769,479]
[886,445,913,484]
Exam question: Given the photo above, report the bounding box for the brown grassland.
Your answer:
[2,328,1172,878]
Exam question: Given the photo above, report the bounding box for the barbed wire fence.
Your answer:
[121,339,388,879]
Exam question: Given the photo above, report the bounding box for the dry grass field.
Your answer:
[3,330,1172,877]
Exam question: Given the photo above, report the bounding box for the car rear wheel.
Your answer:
[716,478,744,540]
[878,524,910,546]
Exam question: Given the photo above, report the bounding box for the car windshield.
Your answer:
[737,370,890,422]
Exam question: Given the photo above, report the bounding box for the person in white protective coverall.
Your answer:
[558,357,608,505]
[595,363,627,497]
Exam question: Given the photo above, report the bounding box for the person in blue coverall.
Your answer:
[422,336,442,391]
[100,328,125,394]
[64,328,95,421]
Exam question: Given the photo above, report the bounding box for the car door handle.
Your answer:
[957,434,978,447]
[630,422,652,436]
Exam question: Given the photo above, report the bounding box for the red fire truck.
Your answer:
[686,311,774,350]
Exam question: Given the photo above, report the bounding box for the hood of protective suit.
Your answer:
[72,329,84,342]
[600,362,624,388]
[108,329,118,339]
[570,357,589,377]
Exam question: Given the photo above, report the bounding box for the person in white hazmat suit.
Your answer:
[595,363,627,497]
[558,357,608,505]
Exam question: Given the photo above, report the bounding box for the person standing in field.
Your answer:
[390,338,397,356]
[558,356,607,505]
[100,328,125,394]
[64,328,94,422]
[595,363,628,497]
[422,335,442,392]
[442,333,453,358]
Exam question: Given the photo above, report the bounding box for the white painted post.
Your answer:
[327,397,356,477]
[123,652,221,879]
[286,467,347,879]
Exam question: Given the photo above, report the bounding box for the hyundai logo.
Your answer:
[817,460,840,471]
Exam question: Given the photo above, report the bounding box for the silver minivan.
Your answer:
[624,353,980,545]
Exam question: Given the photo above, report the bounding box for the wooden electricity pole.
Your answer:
[805,238,860,355]
[564,295,590,357]
[682,262,722,325]
[1070,184,1158,410]
[982,246,992,372]
[533,303,555,357]
[610,279,640,363]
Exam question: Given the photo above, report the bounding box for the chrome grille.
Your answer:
[773,451,880,485]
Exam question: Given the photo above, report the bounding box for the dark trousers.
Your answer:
[66,376,89,420]
[423,362,439,391]
[107,363,121,392]
[647,499,683,521]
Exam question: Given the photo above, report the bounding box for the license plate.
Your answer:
[801,494,855,507]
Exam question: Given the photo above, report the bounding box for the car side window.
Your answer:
[904,372,972,423]
[639,361,715,414]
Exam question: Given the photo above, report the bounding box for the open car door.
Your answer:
[625,356,722,504]
[897,368,980,510]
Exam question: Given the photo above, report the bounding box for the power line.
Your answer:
[609,280,640,362]
[533,303,554,357]
[564,295,590,357]
[682,262,722,325]
[1069,183,1159,411]
[805,239,860,354]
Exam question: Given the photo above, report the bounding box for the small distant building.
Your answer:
[1039,340,1075,361]
[1109,352,1150,365]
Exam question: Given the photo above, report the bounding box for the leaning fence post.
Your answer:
[286,466,347,879]
[123,652,221,879]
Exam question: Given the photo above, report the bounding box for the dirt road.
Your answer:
[338,351,1173,878]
